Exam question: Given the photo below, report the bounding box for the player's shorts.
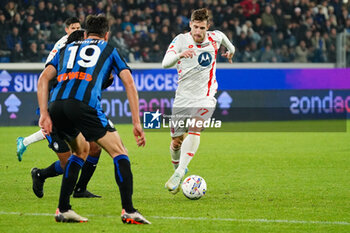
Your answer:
[47,130,70,153]
[170,96,217,137]
[48,99,116,142]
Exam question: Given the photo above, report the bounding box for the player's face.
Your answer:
[190,20,209,43]
[65,23,81,35]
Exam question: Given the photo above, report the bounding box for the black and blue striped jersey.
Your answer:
[47,38,130,110]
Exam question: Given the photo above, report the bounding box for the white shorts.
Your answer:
[170,96,217,137]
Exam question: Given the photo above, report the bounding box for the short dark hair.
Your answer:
[191,8,209,22]
[66,29,85,44]
[86,15,109,37]
[65,17,80,27]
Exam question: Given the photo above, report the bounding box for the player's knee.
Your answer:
[171,136,184,150]
[60,160,67,169]
[188,117,203,132]
[89,142,101,157]
[75,141,90,159]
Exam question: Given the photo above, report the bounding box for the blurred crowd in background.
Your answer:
[0,0,349,63]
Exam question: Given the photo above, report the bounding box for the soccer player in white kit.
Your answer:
[162,8,235,194]
[16,17,81,160]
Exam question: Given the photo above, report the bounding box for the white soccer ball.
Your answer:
[181,175,207,200]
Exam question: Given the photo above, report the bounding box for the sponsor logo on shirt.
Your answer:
[57,72,92,82]
[198,52,212,67]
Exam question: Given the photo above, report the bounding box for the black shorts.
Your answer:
[48,99,116,142]
[47,130,71,153]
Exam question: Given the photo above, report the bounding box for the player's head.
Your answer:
[190,8,210,43]
[65,17,81,35]
[66,29,85,44]
[85,15,109,41]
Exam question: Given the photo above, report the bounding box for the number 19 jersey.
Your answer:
[47,38,130,110]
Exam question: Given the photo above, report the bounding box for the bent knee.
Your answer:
[89,142,101,157]
[171,136,184,150]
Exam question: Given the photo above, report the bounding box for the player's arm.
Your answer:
[119,69,145,147]
[102,73,114,90]
[37,65,57,134]
[216,31,236,63]
[161,35,196,68]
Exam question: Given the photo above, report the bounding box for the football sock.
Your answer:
[23,130,46,147]
[113,155,135,213]
[40,160,64,180]
[75,155,100,192]
[170,144,181,169]
[58,155,84,212]
[176,131,201,177]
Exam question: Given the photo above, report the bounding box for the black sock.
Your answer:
[75,155,99,192]
[58,155,84,212]
[40,160,64,180]
[113,155,135,213]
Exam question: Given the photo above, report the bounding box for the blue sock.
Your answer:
[75,155,100,191]
[54,160,64,174]
[113,155,135,212]
[59,155,84,212]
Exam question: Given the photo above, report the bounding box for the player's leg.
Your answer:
[55,133,89,223]
[165,122,201,194]
[16,129,46,161]
[31,151,70,198]
[165,101,190,193]
[170,135,184,169]
[176,118,202,177]
[49,100,88,222]
[73,142,102,198]
[166,98,216,194]
[96,131,151,224]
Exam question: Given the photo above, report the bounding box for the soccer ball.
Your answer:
[181,175,207,200]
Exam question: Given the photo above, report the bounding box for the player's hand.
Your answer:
[39,112,52,135]
[133,123,146,147]
[180,50,196,59]
[221,51,234,63]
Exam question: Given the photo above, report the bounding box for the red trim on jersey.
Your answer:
[207,36,218,96]
[166,50,177,54]
[188,132,201,136]
[187,153,194,157]
[172,161,179,164]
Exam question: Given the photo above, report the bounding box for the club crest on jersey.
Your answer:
[198,52,212,67]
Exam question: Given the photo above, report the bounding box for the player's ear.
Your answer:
[84,31,87,39]
[65,27,69,34]
[104,32,109,41]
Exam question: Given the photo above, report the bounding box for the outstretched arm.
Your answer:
[119,69,145,147]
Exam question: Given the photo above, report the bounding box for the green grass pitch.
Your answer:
[0,121,349,232]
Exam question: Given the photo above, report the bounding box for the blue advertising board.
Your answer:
[1,68,349,93]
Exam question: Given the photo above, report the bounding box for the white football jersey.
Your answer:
[45,35,68,64]
[164,30,232,99]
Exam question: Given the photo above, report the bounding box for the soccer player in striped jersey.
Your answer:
[16,19,102,199]
[37,15,150,224]
[162,8,235,194]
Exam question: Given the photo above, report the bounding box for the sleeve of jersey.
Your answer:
[112,49,131,77]
[215,30,235,55]
[45,41,60,65]
[45,50,59,70]
[161,35,182,68]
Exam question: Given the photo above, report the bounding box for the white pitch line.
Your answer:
[0,211,349,226]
